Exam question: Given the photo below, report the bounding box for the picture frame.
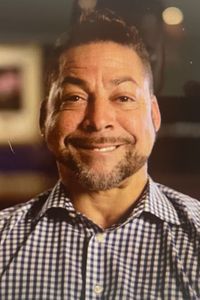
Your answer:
[0,44,42,144]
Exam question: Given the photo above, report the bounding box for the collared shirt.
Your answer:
[0,179,199,300]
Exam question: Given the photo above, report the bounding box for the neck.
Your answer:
[59,166,148,229]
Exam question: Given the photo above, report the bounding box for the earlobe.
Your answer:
[151,95,161,132]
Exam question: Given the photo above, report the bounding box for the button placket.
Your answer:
[96,233,105,243]
[85,233,106,298]
[94,284,103,295]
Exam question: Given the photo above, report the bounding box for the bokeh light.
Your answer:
[162,7,184,25]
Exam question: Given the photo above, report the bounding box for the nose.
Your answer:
[81,97,116,132]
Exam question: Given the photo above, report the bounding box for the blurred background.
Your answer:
[0,0,199,209]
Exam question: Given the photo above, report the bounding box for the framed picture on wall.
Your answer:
[0,44,42,144]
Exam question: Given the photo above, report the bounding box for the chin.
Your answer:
[58,149,148,191]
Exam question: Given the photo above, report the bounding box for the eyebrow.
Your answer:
[111,76,138,86]
[61,76,87,88]
[60,75,138,89]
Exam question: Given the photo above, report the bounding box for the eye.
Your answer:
[62,93,88,105]
[63,95,83,102]
[58,93,87,111]
[112,94,139,110]
[117,96,136,102]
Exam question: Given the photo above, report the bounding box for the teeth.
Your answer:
[93,146,117,152]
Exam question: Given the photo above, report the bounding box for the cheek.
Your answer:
[57,112,80,132]
[117,110,146,135]
[118,110,155,143]
[138,114,157,152]
[45,111,83,144]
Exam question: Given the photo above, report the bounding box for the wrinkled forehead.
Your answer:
[59,42,146,76]
[53,42,152,95]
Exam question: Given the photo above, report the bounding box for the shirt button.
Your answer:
[96,233,105,243]
[94,284,103,295]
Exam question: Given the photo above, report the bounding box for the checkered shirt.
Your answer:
[0,178,200,300]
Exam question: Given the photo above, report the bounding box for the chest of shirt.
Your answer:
[0,215,199,299]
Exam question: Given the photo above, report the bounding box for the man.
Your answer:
[0,10,199,300]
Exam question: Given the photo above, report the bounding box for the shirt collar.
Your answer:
[144,178,181,225]
[33,178,181,226]
[33,181,76,222]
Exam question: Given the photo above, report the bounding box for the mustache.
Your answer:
[65,136,135,147]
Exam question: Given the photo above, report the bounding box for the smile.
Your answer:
[69,143,122,153]
[91,146,118,152]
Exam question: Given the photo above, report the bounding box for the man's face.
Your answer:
[43,42,161,191]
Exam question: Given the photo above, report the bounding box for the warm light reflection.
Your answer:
[162,7,184,25]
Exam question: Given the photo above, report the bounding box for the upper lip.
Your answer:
[70,143,123,149]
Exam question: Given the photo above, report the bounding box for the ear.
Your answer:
[151,95,161,132]
[39,100,47,136]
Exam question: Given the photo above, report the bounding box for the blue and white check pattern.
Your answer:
[0,178,199,299]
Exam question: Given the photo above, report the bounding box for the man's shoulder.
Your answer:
[156,182,200,228]
[0,189,52,229]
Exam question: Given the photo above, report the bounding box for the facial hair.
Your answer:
[57,136,148,191]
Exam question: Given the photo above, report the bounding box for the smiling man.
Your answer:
[43,40,161,228]
[0,10,199,300]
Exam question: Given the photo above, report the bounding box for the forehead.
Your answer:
[58,42,146,79]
